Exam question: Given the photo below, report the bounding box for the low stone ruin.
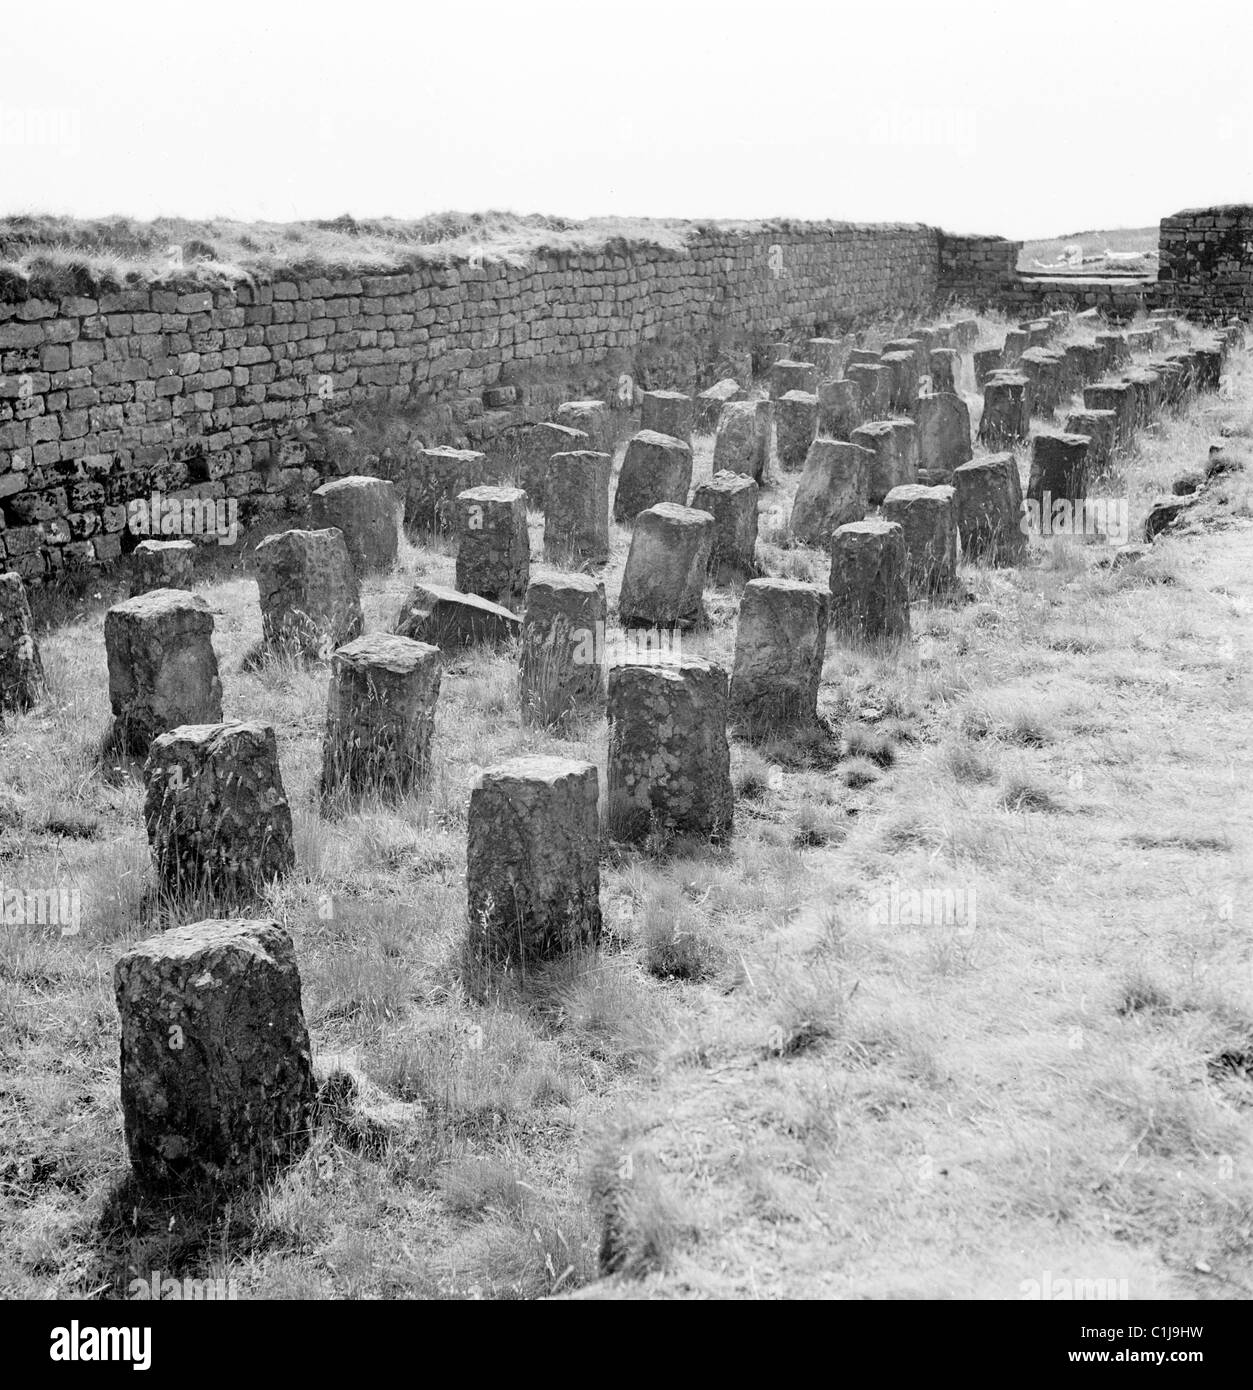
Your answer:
[394,580,521,650]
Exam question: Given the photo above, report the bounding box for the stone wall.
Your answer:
[1158,205,1253,321]
[0,222,941,580]
[996,274,1155,322]
[935,233,1022,309]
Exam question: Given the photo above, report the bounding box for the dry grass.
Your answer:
[1,305,1250,1301]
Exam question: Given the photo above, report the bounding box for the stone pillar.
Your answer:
[1025,319,1053,348]
[713,399,772,483]
[1018,349,1064,418]
[729,578,830,730]
[973,348,1003,388]
[607,658,733,844]
[466,756,601,971]
[613,431,693,523]
[543,451,611,564]
[846,363,892,417]
[817,378,864,440]
[1002,329,1030,363]
[320,633,442,801]
[929,348,961,395]
[1122,368,1162,430]
[977,375,1031,449]
[454,485,530,610]
[555,400,613,454]
[881,484,958,596]
[105,589,222,755]
[696,378,744,433]
[0,571,45,716]
[255,528,363,659]
[130,539,195,596]
[1082,383,1136,449]
[952,319,980,349]
[639,390,694,445]
[850,420,920,505]
[143,720,295,901]
[880,351,920,413]
[519,575,607,728]
[884,337,927,375]
[394,580,521,650]
[1027,432,1090,514]
[827,520,910,640]
[505,422,588,510]
[691,471,759,582]
[806,337,845,378]
[846,348,880,368]
[1096,333,1131,372]
[408,447,489,531]
[913,393,972,480]
[788,439,872,548]
[775,390,819,471]
[617,504,714,629]
[769,359,818,398]
[953,454,1026,565]
[311,475,400,574]
[114,917,314,1189]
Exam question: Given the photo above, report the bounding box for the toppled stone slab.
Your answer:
[394,580,521,650]
[311,475,400,574]
[1145,495,1195,541]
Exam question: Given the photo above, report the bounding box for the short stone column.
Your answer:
[1123,368,1162,429]
[0,570,45,715]
[1018,349,1064,418]
[510,423,588,509]
[555,400,613,454]
[806,337,845,378]
[691,470,759,583]
[105,589,223,755]
[973,348,1003,388]
[729,578,830,730]
[613,431,693,523]
[466,756,602,971]
[1096,333,1131,372]
[1064,410,1117,476]
[770,359,818,398]
[827,520,911,640]
[1002,329,1030,363]
[914,393,972,480]
[817,378,864,440]
[1082,383,1136,449]
[977,375,1031,449]
[953,454,1026,564]
[114,917,315,1189]
[394,581,521,650]
[543,451,611,564]
[846,348,880,368]
[851,420,919,504]
[617,503,714,629]
[880,351,920,413]
[311,475,400,574]
[775,390,819,471]
[789,439,872,547]
[407,447,489,531]
[607,658,733,844]
[713,399,772,483]
[130,539,195,597]
[455,485,530,609]
[1027,431,1090,513]
[696,378,744,433]
[143,720,295,902]
[254,528,363,659]
[881,484,958,596]
[884,338,927,375]
[639,390,694,445]
[929,349,961,395]
[846,362,892,416]
[319,633,442,801]
[519,575,607,727]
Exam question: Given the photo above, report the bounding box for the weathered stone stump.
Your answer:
[851,419,919,505]
[827,521,910,640]
[882,484,958,596]
[607,659,732,844]
[408,447,489,531]
[466,756,601,971]
[394,581,520,650]
[691,471,759,581]
[1025,319,1053,348]
[880,351,920,413]
[953,454,1026,564]
[639,390,694,445]
[1123,368,1162,430]
[555,400,613,454]
[884,338,927,375]
[789,439,872,547]
[846,363,893,416]
[617,504,714,629]
[508,424,586,510]
[978,375,1031,449]
[544,451,611,564]
[1194,346,1223,393]
[1096,333,1131,372]
[0,571,45,716]
[320,634,441,800]
[775,390,819,471]
[105,589,223,755]
[973,348,1003,388]
[806,337,845,377]
[713,399,772,483]
[729,578,830,730]
[1083,382,1136,449]
[1126,329,1156,355]
[1027,432,1090,520]
[254,528,363,659]
[914,393,972,479]
[817,378,864,440]
[952,319,980,349]
[1018,348,1064,417]
[770,359,818,399]
[311,476,400,574]
[143,720,295,901]
[846,348,880,368]
[130,539,195,597]
[613,431,693,523]
[455,485,530,609]
[929,348,961,395]
[696,378,744,432]
[114,917,314,1189]
[519,575,607,727]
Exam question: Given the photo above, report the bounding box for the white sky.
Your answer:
[2,0,1249,240]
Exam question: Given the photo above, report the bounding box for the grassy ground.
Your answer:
[1,307,1250,1300]
[1019,227,1159,276]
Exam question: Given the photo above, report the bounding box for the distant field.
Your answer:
[1018,226,1159,275]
